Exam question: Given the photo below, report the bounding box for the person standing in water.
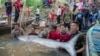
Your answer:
[48,25,60,40]
[13,0,23,23]
[70,22,85,56]
[5,0,12,24]
[28,27,38,35]
[59,25,71,42]
[11,23,24,39]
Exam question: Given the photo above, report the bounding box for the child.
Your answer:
[49,9,55,22]
[5,0,12,24]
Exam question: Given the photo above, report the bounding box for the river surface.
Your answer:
[0,34,69,56]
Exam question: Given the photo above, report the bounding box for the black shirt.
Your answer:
[70,31,85,51]
[83,9,89,19]
[5,2,12,12]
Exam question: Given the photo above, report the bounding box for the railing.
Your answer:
[86,25,100,56]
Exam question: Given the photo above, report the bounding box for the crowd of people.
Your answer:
[43,0,55,8]
[48,0,100,31]
[4,0,100,56]
[11,21,85,56]
[4,0,100,26]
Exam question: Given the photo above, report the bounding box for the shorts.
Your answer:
[6,11,12,16]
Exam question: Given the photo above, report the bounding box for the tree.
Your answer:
[26,0,43,9]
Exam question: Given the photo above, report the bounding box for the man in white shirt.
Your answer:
[36,6,40,22]
[56,6,62,24]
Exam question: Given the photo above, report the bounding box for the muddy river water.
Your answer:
[0,34,69,56]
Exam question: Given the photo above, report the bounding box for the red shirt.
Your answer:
[61,6,67,17]
[48,0,54,4]
[79,0,83,2]
[50,11,55,21]
[14,0,23,12]
[48,30,60,40]
[59,33,70,42]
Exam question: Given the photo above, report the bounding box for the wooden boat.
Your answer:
[0,18,34,34]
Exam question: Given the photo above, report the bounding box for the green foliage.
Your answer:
[26,0,34,6]
[26,0,43,9]
[1,0,6,7]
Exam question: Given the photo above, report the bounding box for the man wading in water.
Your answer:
[70,22,85,56]
[11,23,24,39]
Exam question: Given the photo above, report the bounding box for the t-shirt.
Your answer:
[48,30,60,40]
[5,2,12,12]
[89,13,95,20]
[49,11,55,21]
[70,31,85,51]
[11,29,23,38]
[56,8,62,16]
[59,32,70,42]
[77,12,83,20]
[13,1,23,12]
[61,6,67,17]
[83,9,89,18]
[36,8,40,14]
[63,11,71,22]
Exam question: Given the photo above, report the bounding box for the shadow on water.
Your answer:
[0,34,69,56]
